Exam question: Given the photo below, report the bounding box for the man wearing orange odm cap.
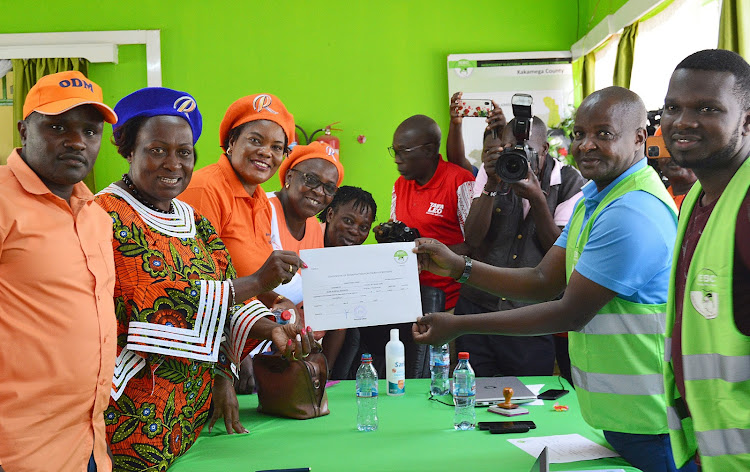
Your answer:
[0,71,118,472]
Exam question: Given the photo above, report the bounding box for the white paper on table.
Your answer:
[525,384,545,406]
[508,434,619,463]
[300,242,422,331]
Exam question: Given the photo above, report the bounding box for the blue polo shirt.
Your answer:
[554,159,676,304]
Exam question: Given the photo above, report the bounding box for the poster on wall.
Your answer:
[447,51,574,168]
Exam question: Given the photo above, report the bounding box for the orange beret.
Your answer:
[219,93,294,150]
[279,141,345,187]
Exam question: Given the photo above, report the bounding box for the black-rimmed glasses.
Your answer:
[289,168,338,196]
[387,142,434,158]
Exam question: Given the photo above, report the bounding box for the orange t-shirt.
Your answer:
[267,194,325,254]
[667,185,686,210]
[0,150,116,471]
[180,154,274,277]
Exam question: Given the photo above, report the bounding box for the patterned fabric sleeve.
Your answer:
[456,180,475,237]
[215,300,274,380]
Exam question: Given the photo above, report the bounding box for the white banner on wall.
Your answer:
[447,51,574,167]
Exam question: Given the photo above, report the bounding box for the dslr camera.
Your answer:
[372,220,421,243]
[495,93,538,183]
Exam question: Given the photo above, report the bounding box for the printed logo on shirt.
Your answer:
[689,268,719,320]
[426,202,444,217]
[253,94,278,114]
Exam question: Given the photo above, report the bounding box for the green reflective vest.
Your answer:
[566,165,677,433]
[664,157,750,471]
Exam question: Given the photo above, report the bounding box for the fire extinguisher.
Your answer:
[310,122,341,150]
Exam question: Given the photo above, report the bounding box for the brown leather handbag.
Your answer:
[252,342,330,419]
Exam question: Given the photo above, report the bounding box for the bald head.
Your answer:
[572,86,649,190]
[395,114,442,145]
[580,86,647,129]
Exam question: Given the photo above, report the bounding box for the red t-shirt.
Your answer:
[672,189,750,402]
[391,158,474,309]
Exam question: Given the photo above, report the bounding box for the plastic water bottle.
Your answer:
[272,308,294,325]
[385,329,405,396]
[453,351,476,430]
[429,344,451,395]
[356,353,378,431]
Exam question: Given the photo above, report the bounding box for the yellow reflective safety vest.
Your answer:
[566,165,677,433]
[664,157,750,471]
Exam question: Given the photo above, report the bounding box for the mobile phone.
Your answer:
[488,423,531,434]
[458,98,493,117]
[537,389,569,400]
[478,421,536,430]
[646,135,671,158]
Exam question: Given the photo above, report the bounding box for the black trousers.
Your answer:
[454,297,556,377]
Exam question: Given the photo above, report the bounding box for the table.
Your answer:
[170,377,639,472]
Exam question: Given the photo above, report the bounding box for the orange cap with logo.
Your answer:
[23,71,117,123]
[219,93,295,150]
[279,141,345,187]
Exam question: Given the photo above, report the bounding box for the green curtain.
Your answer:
[719,0,749,58]
[613,22,639,89]
[572,51,597,106]
[11,58,93,189]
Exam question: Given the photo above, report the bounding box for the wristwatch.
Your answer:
[456,256,473,284]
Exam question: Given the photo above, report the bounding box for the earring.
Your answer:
[284,182,290,189]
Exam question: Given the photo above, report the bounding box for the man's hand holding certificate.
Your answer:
[300,242,422,331]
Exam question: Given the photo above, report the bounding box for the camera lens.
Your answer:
[496,149,529,183]
[647,146,660,158]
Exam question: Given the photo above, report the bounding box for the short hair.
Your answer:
[112,115,199,163]
[317,185,377,223]
[395,115,441,144]
[675,49,750,108]
[112,115,149,159]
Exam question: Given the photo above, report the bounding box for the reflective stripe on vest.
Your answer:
[682,353,750,382]
[697,429,750,457]
[665,336,672,362]
[579,311,666,335]
[667,406,683,431]
[572,366,665,395]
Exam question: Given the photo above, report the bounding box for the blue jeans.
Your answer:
[603,430,697,472]
[88,453,97,472]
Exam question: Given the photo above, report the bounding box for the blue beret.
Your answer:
[112,87,202,144]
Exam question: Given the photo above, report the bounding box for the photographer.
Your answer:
[456,96,586,379]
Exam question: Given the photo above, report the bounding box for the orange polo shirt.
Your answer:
[180,154,274,277]
[0,150,116,471]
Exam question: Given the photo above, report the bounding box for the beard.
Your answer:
[671,120,742,170]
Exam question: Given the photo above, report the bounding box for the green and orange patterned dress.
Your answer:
[96,185,271,471]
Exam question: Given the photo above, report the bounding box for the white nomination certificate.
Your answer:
[300,242,423,331]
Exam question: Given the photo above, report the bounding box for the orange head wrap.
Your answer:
[279,141,344,187]
[219,93,294,150]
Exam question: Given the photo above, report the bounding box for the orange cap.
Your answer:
[279,141,344,187]
[219,93,294,150]
[23,71,117,123]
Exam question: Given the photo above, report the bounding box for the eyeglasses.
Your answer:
[289,168,338,196]
[387,142,434,158]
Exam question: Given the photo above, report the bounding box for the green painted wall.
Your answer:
[7,0,578,229]
[578,0,632,40]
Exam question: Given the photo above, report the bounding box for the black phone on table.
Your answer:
[478,421,536,430]
[537,388,569,400]
[488,423,531,434]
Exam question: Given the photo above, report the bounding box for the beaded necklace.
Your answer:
[121,173,174,214]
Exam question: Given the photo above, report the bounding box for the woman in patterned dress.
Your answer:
[96,87,314,471]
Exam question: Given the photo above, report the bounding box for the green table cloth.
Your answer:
[170,377,639,471]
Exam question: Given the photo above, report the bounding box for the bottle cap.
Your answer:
[280,310,292,321]
[361,353,372,362]
[390,329,399,341]
[458,352,470,360]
